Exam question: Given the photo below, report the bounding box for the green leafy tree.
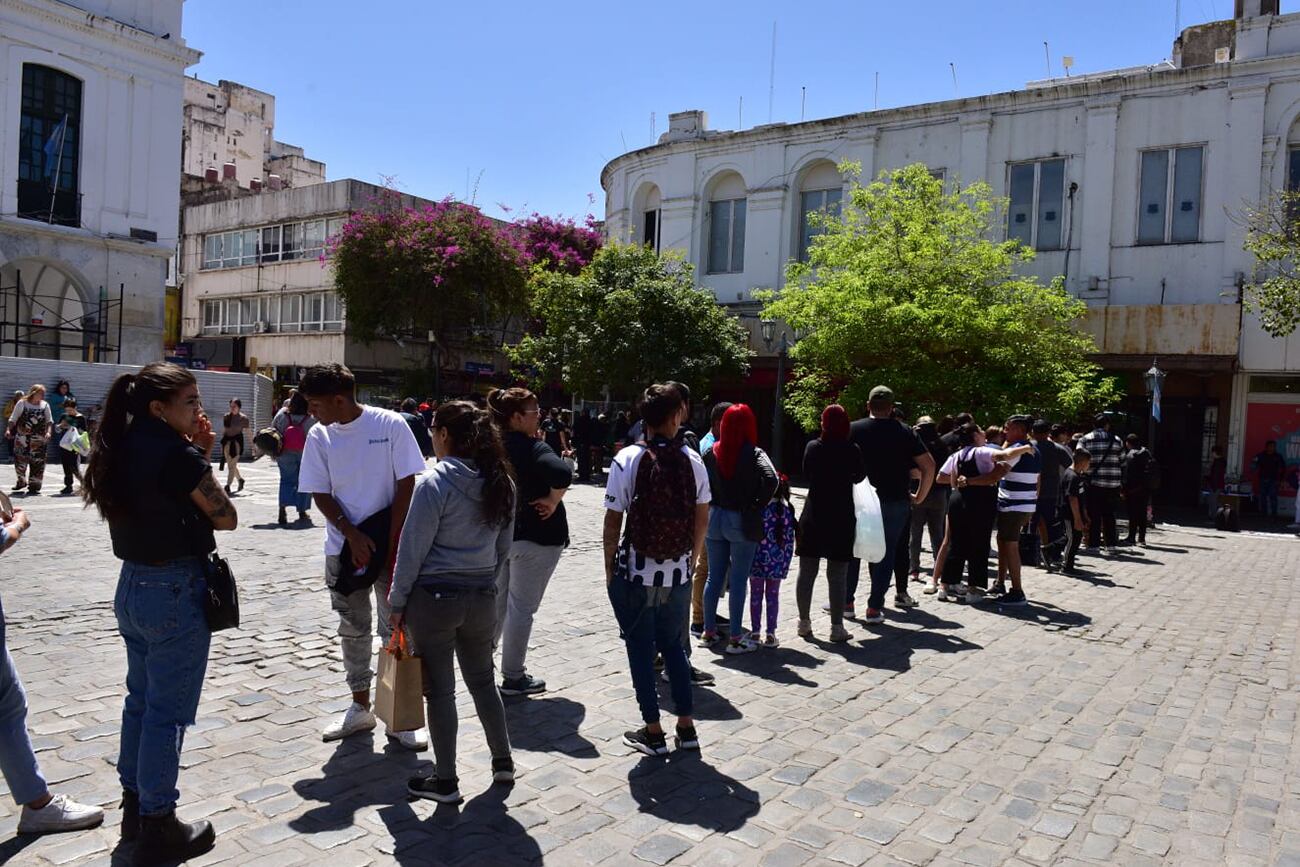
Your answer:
[1241,189,1300,338]
[508,243,751,400]
[761,163,1117,429]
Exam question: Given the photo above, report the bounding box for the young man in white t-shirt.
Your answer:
[603,384,711,756]
[297,364,429,749]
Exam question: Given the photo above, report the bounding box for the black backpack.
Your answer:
[1214,505,1239,533]
[626,439,697,561]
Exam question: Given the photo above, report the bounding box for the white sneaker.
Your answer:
[322,702,376,742]
[17,794,104,834]
[895,593,919,608]
[829,624,851,643]
[937,584,964,603]
[725,636,759,654]
[966,587,988,605]
[387,728,429,751]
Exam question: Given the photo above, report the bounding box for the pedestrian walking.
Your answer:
[1031,419,1073,569]
[573,409,593,482]
[794,404,866,642]
[934,424,1030,603]
[82,362,238,864]
[390,401,517,804]
[590,413,610,476]
[748,474,795,646]
[700,404,778,654]
[1,391,21,464]
[487,387,570,697]
[690,401,732,637]
[843,387,935,623]
[1253,440,1286,518]
[540,407,570,457]
[55,398,86,495]
[909,416,950,581]
[1121,434,1155,545]
[272,391,316,526]
[47,381,73,432]
[0,503,104,836]
[8,385,53,495]
[400,398,434,458]
[991,415,1040,605]
[295,363,429,751]
[1062,449,1091,572]
[219,399,249,495]
[603,384,709,756]
[1079,414,1123,553]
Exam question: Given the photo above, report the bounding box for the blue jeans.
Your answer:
[845,497,913,611]
[1260,478,1279,517]
[278,450,312,511]
[703,508,759,638]
[608,579,692,724]
[115,558,211,816]
[0,594,46,805]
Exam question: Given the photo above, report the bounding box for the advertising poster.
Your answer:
[1244,402,1300,498]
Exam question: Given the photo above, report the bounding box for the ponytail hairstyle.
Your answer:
[83,363,197,521]
[434,400,516,527]
[485,387,536,431]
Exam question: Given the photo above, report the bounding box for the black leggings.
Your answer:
[942,494,996,590]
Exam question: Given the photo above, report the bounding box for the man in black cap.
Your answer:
[1032,419,1072,569]
[845,386,935,623]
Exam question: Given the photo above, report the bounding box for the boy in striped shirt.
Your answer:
[990,415,1040,606]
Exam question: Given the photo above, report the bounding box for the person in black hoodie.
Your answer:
[487,388,571,696]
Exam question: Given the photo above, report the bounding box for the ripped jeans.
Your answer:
[114,558,211,816]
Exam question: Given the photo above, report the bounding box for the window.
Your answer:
[708,198,746,274]
[260,225,281,262]
[200,218,344,270]
[1289,148,1300,191]
[323,292,343,331]
[282,222,303,261]
[18,64,82,225]
[303,220,325,258]
[302,292,326,331]
[326,217,345,241]
[202,300,220,335]
[642,210,659,250]
[281,294,301,332]
[241,229,258,265]
[1007,158,1065,251]
[1138,146,1203,244]
[798,188,843,261]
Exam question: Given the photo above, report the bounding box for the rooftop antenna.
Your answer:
[1063,55,1075,77]
[801,86,806,121]
[1175,0,1181,36]
[738,96,743,129]
[949,62,959,97]
[767,21,776,123]
[650,111,655,143]
[1043,41,1051,78]
[874,71,879,110]
[620,131,628,152]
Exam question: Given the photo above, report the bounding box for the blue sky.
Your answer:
[184,0,1240,220]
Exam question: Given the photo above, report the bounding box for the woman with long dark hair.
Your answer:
[487,388,570,696]
[272,391,316,526]
[794,405,867,642]
[389,401,516,805]
[82,362,237,865]
[700,404,778,654]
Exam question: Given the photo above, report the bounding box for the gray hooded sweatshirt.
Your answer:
[389,457,515,614]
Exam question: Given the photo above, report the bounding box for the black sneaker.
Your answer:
[491,757,515,784]
[499,674,546,696]
[653,655,665,672]
[660,665,714,686]
[675,725,700,751]
[237,478,245,492]
[623,726,668,756]
[998,588,1028,606]
[689,623,704,639]
[407,775,462,803]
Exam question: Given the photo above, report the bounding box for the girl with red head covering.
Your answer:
[792,404,867,641]
[699,405,779,653]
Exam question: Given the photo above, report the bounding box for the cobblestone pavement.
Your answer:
[0,460,1297,866]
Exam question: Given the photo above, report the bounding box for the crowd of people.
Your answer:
[0,361,1288,864]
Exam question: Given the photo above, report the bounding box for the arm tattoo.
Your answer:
[197,472,235,520]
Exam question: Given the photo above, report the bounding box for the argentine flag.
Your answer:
[42,115,69,184]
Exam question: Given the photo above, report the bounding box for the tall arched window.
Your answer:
[18,64,82,226]
[797,161,843,261]
[633,183,662,250]
[706,172,747,274]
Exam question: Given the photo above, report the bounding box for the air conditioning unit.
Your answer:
[253,320,271,333]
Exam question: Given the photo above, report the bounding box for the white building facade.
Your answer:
[601,0,1300,509]
[0,0,200,363]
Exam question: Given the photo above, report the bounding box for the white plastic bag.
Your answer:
[852,477,887,563]
[59,427,79,452]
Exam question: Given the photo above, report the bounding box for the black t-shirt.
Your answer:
[1063,468,1088,518]
[1036,438,1073,504]
[541,418,569,454]
[504,430,571,546]
[848,417,927,501]
[400,412,433,457]
[109,416,215,563]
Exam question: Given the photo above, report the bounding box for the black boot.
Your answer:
[120,789,139,842]
[278,507,288,527]
[134,811,215,866]
[237,478,244,493]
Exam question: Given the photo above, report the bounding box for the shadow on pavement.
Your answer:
[504,696,599,758]
[290,732,429,836]
[824,622,983,673]
[627,751,759,831]
[696,644,822,688]
[378,785,541,866]
[658,678,745,722]
[248,521,316,531]
[983,599,1092,630]
[0,836,36,865]
[1060,567,1128,589]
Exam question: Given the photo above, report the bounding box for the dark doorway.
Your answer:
[1150,398,1215,508]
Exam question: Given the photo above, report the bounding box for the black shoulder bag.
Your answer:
[204,552,240,631]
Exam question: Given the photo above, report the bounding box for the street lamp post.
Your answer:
[761,319,789,471]
[1144,358,1165,457]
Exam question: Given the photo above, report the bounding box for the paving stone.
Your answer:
[631,834,692,865]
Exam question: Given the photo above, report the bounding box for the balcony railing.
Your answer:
[16,179,81,228]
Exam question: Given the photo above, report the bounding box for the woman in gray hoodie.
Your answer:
[389,402,516,805]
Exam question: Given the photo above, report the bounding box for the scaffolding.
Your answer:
[0,269,123,362]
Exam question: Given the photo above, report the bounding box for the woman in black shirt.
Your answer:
[82,363,237,865]
[488,388,570,696]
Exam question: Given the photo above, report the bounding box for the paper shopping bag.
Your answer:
[375,631,425,732]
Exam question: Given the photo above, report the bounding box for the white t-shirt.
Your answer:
[604,441,711,587]
[298,405,428,555]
